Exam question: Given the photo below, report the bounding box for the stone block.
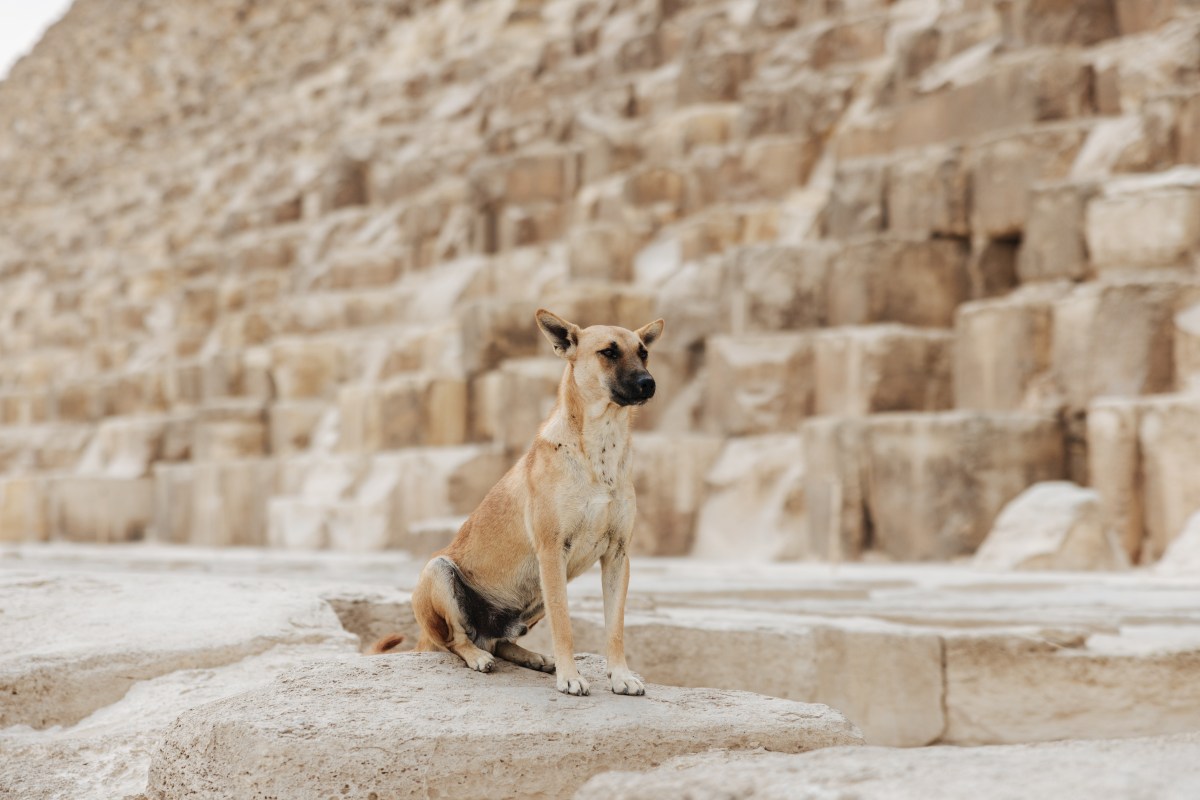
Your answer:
[1051,278,1200,412]
[337,374,467,453]
[0,476,50,542]
[1086,169,1200,271]
[719,243,832,332]
[863,412,1066,560]
[1178,304,1200,392]
[145,654,860,800]
[802,417,869,560]
[1017,180,1098,283]
[967,124,1090,239]
[48,477,155,543]
[974,482,1129,570]
[954,284,1069,412]
[822,158,887,238]
[1087,397,1145,561]
[827,237,970,329]
[459,299,543,375]
[269,339,342,400]
[1002,0,1119,46]
[693,435,807,560]
[190,459,280,547]
[886,145,970,238]
[630,433,725,556]
[1114,0,1176,34]
[488,358,563,453]
[194,401,268,461]
[704,334,815,436]
[1139,396,1200,561]
[151,463,194,544]
[814,325,953,416]
[567,222,635,282]
[268,401,328,456]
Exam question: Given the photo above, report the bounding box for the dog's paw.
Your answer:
[609,670,645,696]
[467,652,496,673]
[556,674,590,696]
[531,653,556,673]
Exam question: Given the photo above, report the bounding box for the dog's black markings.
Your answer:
[435,557,535,644]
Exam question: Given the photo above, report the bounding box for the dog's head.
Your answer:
[535,308,664,408]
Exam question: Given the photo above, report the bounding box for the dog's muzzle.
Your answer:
[614,374,656,406]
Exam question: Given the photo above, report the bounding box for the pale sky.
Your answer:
[0,0,75,79]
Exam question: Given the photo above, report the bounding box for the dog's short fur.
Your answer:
[375,309,663,696]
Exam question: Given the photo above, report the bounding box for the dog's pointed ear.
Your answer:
[636,318,665,348]
[535,308,580,359]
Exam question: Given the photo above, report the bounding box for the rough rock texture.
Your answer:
[974,481,1129,570]
[145,653,863,800]
[1,0,1199,565]
[575,734,1200,800]
[1158,511,1200,573]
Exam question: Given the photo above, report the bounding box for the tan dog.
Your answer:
[376,309,663,696]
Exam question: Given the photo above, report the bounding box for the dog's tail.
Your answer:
[368,633,407,654]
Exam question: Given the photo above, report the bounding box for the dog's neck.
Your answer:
[540,364,633,490]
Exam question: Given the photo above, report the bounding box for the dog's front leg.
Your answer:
[536,544,589,696]
[600,543,645,696]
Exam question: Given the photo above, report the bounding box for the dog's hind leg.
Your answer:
[416,557,496,673]
[495,640,556,673]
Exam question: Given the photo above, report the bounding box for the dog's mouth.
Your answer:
[611,388,652,407]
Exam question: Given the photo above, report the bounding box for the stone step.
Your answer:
[145,653,861,800]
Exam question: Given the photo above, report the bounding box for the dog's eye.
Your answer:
[599,347,619,360]
[637,346,648,361]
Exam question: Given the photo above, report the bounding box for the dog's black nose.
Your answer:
[636,375,656,399]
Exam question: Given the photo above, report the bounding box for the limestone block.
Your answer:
[692,435,806,561]
[146,654,861,800]
[269,338,342,399]
[623,165,692,214]
[488,358,563,453]
[75,415,191,478]
[967,124,1090,239]
[704,334,814,436]
[541,282,656,332]
[814,325,953,416]
[630,433,724,556]
[954,284,1068,412]
[0,390,50,425]
[1177,304,1200,392]
[459,299,543,375]
[742,134,820,198]
[822,158,887,238]
[974,482,1128,571]
[678,42,752,105]
[315,249,405,290]
[864,412,1066,560]
[1139,396,1200,561]
[1086,169,1200,271]
[567,222,635,282]
[151,463,194,544]
[194,401,268,461]
[404,516,467,558]
[1086,397,1145,561]
[1051,278,1199,411]
[1002,0,1119,46]
[577,735,1200,800]
[943,634,1200,745]
[827,238,969,329]
[886,145,970,238]
[719,243,832,332]
[802,417,869,560]
[1158,511,1200,573]
[190,460,280,547]
[337,373,467,452]
[1017,181,1098,283]
[641,105,740,162]
[48,477,154,543]
[268,401,327,456]
[1115,0,1176,34]
[0,475,50,542]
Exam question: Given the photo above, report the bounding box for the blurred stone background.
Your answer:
[1,0,1199,569]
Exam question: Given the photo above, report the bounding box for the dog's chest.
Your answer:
[583,416,629,490]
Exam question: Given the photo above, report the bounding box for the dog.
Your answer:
[372,308,663,696]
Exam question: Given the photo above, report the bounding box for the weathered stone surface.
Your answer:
[48,476,154,543]
[1087,397,1146,561]
[719,244,831,332]
[886,145,970,238]
[692,435,806,561]
[801,417,868,560]
[1139,395,1200,560]
[1177,303,1200,392]
[974,482,1129,571]
[704,334,814,436]
[576,734,1200,800]
[1017,180,1097,283]
[1158,511,1200,573]
[630,433,724,556]
[954,284,1067,412]
[145,653,862,800]
[827,238,970,329]
[1085,169,1200,271]
[863,413,1066,560]
[337,373,467,452]
[814,325,953,416]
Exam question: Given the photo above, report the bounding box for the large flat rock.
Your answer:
[146,653,863,800]
[576,733,1200,800]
